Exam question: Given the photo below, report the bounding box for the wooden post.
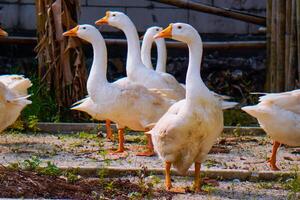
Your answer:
[266,0,272,90]
[269,0,277,92]
[296,0,300,85]
[275,0,286,92]
[285,0,292,90]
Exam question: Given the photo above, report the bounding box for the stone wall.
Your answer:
[0,0,266,34]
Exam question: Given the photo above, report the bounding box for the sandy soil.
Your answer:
[0,130,299,199]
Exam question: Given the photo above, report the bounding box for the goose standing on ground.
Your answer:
[148,23,223,193]
[141,26,167,73]
[95,11,185,156]
[242,90,300,171]
[0,28,32,133]
[63,25,173,157]
[95,11,185,101]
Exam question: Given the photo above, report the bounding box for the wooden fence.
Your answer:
[266,0,300,91]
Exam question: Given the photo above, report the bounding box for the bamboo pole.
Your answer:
[296,0,300,84]
[275,0,286,92]
[266,0,272,90]
[269,0,277,92]
[152,0,266,26]
[288,0,297,89]
[284,0,292,90]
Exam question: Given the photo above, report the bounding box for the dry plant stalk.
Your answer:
[35,0,87,115]
[267,0,299,91]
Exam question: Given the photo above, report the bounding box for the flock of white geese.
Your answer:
[0,11,299,192]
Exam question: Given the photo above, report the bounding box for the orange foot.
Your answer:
[268,159,280,171]
[128,145,144,151]
[109,149,128,158]
[136,150,155,157]
[167,187,186,193]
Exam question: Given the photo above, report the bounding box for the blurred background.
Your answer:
[0,0,272,125]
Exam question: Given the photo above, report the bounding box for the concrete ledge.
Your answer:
[52,166,297,182]
[36,122,265,136]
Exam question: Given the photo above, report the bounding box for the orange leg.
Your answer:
[105,120,114,141]
[194,162,201,192]
[136,134,155,157]
[113,128,125,153]
[165,162,172,190]
[165,161,186,193]
[268,141,281,171]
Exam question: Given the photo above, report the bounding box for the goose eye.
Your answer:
[178,26,182,29]
[112,14,116,17]
[83,27,86,30]
[156,28,159,31]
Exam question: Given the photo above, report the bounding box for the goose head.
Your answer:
[154,23,200,44]
[63,24,101,43]
[0,28,8,37]
[95,11,131,30]
[144,26,163,40]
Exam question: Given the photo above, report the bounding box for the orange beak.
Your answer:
[63,26,79,37]
[154,24,172,39]
[95,11,110,25]
[0,28,8,37]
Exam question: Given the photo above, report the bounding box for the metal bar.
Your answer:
[151,0,266,26]
[0,36,266,50]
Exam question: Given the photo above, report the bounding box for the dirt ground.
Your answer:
[0,130,299,199]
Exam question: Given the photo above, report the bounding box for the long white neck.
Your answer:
[141,34,154,70]
[86,33,108,96]
[155,38,167,73]
[122,21,144,75]
[186,36,210,103]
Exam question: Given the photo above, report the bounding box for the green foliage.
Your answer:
[63,169,81,184]
[22,76,58,122]
[39,161,61,177]
[27,115,40,132]
[21,156,42,171]
[257,182,274,189]
[204,159,222,168]
[284,176,300,199]
[9,119,25,132]
[76,131,98,140]
[98,168,109,181]
[202,184,217,194]
[128,192,143,199]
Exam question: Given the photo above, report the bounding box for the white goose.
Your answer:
[95,11,185,101]
[63,25,173,157]
[141,26,237,110]
[242,90,300,170]
[0,28,32,133]
[148,23,223,193]
[141,26,167,73]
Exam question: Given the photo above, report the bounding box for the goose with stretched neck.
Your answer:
[242,90,300,171]
[64,25,173,157]
[0,28,32,133]
[147,23,223,193]
[141,26,167,73]
[141,26,237,109]
[95,11,185,101]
